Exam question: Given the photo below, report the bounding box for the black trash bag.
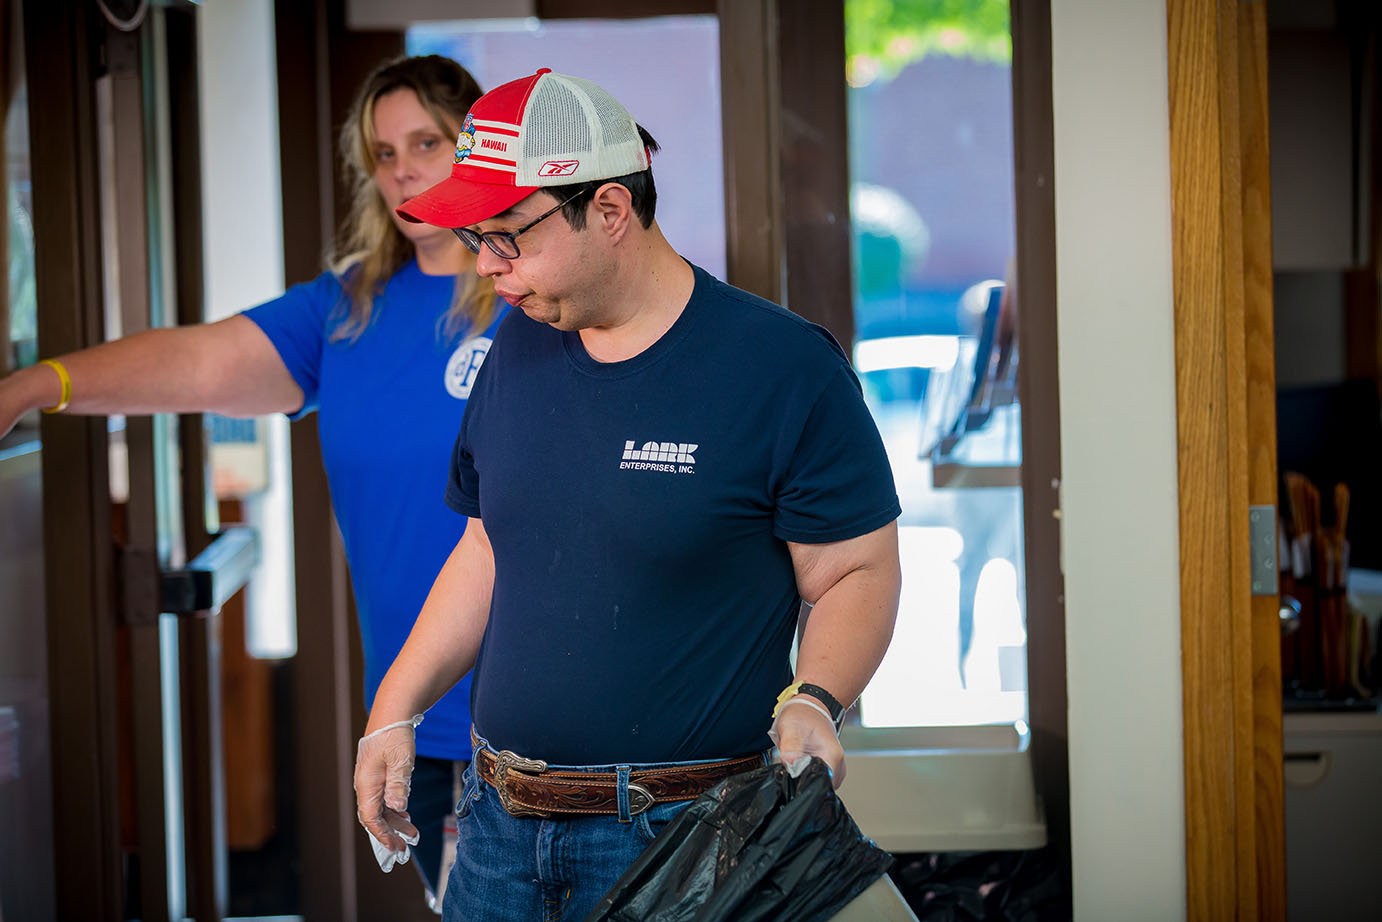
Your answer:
[891,848,1071,922]
[584,757,893,922]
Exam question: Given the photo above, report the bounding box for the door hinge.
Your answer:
[1250,504,1278,596]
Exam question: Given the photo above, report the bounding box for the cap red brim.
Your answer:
[396,175,539,228]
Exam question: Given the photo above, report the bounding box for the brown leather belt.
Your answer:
[473,744,761,819]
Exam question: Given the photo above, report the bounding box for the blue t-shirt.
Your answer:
[244,260,508,760]
[447,264,900,764]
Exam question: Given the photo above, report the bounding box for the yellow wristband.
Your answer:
[772,681,804,718]
[39,358,72,414]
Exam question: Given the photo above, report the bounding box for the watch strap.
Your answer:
[773,681,848,729]
[795,682,847,726]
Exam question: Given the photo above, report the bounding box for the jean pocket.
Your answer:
[454,760,481,819]
[634,799,690,847]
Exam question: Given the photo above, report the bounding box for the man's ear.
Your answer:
[590,181,634,243]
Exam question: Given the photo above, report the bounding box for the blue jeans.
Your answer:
[441,733,764,922]
[409,756,462,901]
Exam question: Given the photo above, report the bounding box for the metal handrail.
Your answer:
[160,526,260,614]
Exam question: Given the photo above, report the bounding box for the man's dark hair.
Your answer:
[544,126,660,231]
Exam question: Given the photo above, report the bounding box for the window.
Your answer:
[845,1,1026,728]
[408,16,725,280]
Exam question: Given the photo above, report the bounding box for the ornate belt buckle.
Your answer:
[626,782,655,817]
[493,750,550,818]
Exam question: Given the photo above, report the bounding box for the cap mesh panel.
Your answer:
[524,79,592,159]
[566,75,638,148]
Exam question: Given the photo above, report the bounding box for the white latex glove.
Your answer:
[353,714,424,872]
[768,697,845,788]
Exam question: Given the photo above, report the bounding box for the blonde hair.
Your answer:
[331,55,498,343]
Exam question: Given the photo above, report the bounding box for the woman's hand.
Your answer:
[0,363,59,439]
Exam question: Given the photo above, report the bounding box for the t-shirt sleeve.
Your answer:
[444,313,513,517]
[772,364,902,543]
[445,422,482,517]
[240,272,342,420]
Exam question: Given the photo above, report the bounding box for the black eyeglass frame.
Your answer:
[451,190,587,259]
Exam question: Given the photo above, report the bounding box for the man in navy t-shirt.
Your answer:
[354,69,902,921]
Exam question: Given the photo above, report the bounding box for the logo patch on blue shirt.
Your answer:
[444,334,493,399]
[620,439,698,474]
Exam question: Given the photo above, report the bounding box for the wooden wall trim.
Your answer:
[1167,0,1284,918]
[1215,6,1258,915]
[1168,0,1245,914]
[1236,2,1286,917]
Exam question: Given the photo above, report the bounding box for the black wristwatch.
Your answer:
[796,682,848,730]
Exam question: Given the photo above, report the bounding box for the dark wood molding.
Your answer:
[24,0,124,917]
[274,2,410,918]
[716,0,852,344]
[274,3,357,919]
[778,1,853,343]
[718,0,784,305]
[1009,0,1069,892]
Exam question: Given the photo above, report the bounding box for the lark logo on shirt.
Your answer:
[444,335,493,400]
[620,439,698,474]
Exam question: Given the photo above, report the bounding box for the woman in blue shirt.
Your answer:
[0,54,500,908]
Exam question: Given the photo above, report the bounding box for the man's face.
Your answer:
[469,192,610,330]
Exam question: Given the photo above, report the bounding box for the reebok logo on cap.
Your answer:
[538,160,581,177]
[398,69,650,230]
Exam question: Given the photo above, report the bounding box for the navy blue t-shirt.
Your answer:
[244,260,508,760]
[447,264,900,764]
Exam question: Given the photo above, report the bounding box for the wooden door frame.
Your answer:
[1166,0,1285,918]
[1010,0,1069,890]
[24,2,124,918]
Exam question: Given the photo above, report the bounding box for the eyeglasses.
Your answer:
[451,191,586,259]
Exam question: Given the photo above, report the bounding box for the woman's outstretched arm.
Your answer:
[0,314,303,437]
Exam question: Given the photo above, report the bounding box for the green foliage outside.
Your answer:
[846,0,1010,85]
